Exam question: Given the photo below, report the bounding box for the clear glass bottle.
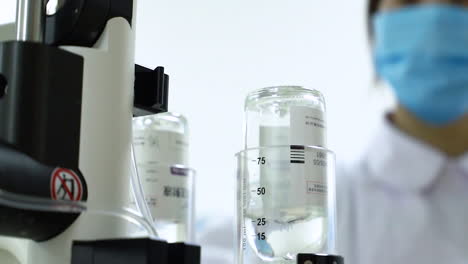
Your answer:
[237,86,336,264]
[133,112,189,166]
[132,112,193,243]
[244,86,326,149]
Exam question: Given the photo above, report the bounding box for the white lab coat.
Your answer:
[198,117,468,264]
[337,117,468,264]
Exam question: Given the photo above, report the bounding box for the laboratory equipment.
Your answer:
[244,86,327,149]
[133,112,195,243]
[297,254,344,264]
[236,86,342,263]
[133,112,189,166]
[0,0,200,263]
[133,66,195,243]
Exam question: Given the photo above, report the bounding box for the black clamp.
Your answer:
[297,254,344,264]
[133,65,169,117]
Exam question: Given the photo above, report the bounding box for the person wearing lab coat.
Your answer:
[198,0,468,263]
[338,0,468,263]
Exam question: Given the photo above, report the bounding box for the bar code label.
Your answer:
[290,145,305,164]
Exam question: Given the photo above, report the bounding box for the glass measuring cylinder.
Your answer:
[236,145,336,263]
[244,86,326,149]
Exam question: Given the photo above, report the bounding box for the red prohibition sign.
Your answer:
[50,168,83,201]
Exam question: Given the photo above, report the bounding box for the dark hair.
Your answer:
[368,0,381,38]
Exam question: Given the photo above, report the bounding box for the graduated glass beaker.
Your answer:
[236,145,336,263]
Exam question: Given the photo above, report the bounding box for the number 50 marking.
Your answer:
[257,187,266,195]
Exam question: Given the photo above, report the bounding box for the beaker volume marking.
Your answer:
[290,145,306,150]
[291,160,305,164]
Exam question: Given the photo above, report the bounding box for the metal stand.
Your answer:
[16,0,46,42]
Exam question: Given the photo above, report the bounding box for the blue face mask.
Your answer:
[373,4,468,125]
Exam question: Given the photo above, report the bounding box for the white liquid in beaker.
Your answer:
[245,207,327,262]
[237,146,334,263]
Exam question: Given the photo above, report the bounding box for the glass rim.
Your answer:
[132,112,188,123]
[245,85,326,108]
[248,85,312,96]
[246,84,323,96]
[235,145,335,157]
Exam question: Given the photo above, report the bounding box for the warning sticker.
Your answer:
[50,168,83,201]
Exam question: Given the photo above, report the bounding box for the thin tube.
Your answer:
[16,0,46,42]
[130,144,159,237]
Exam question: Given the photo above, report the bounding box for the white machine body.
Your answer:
[0,1,140,263]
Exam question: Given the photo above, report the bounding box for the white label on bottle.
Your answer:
[288,107,327,209]
[138,165,191,223]
[133,130,188,166]
[259,149,327,214]
[290,106,326,147]
[290,146,328,208]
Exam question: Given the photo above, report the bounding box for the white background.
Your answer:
[0,0,392,261]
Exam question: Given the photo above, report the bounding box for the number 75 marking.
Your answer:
[257,157,266,165]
